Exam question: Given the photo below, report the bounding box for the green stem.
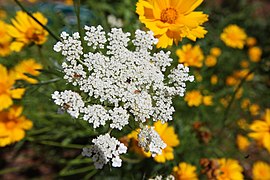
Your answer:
[26,137,85,149]
[222,67,256,124]
[32,78,61,85]
[60,166,95,176]
[0,167,21,175]
[74,0,85,49]
[14,0,60,41]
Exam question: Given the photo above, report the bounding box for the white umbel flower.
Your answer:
[82,134,127,169]
[138,125,166,157]
[53,26,193,125]
[149,175,175,180]
[51,90,84,118]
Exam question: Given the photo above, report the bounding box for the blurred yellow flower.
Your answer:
[125,121,179,163]
[173,162,198,180]
[252,161,270,180]
[205,55,217,67]
[11,58,43,84]
[7,11,48,52]
[235,87,243,99]
[241,98,250,110]
[0,64,25,111]
[237,119,249,130]
[248,46,262,62]
[152,121,180,163]
[210,47,221,57]
[226,76,238,86]
[220,97,230,107]
[246,37,257,47]
[236,134,250,151]
[0,10,7,19]
[184,90,203,107]
[65,0,73,5]
[240,60,249,68]
[136,0,208,48]
[176,44,204,68]
[216,158,244,180]
[211,75,218,85]
[194,71,202,82]
[248,109,270,153]
[203,96,213,106]
[0,106,33,147]
[234,69,254,81]
[220,25,247,49]
[249,104,260,116]
[0,20,12,57]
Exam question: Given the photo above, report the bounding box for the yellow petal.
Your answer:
[10,41,25,52]
[0,94,13,111]
[10,88,25,99]
[0,64,8,83]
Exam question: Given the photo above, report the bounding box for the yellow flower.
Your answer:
[236,134,250,151]
[176,44,204,68]
[173,162,198,180]
[126,121,180,163]
[248,109,270,153]
[152,121,180,163]
[220,97,230,107]
[0,10,7,19]
[0,106,33,147]
[7,11,48,52]
[210,47,221,57]
[240,60,249,68]
[0,20,12,57]
[136,0,208,48]
[216,158,244,180]
[252,161,270,180]
[226,76,238,86]
[203,96,213,106]
[184,90,203,107]
[249,104,260,116]
[233,69,254,81]
[246,37,257,47]
[248,46,262,62]
[211,75,218,85]
[65,0,73,5]
[11,58,43,84]
[194,71,202,82]
[235,87,243,99]
[241,98,250,110]
[220,25,247,49]
[205,55,217,67]
[0,64,25,111]
[237,119,249,130]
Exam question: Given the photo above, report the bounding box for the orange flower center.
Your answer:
[25,28,42,42]
[6,121,16,129]
[160,8,178,24]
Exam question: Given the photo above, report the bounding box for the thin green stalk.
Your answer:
[32,78,61,85]
[222,67,256,125]
[74,0,84,47]
[59,166,95,176]
[14,0,60,41]
[26,137,85,149]
[0,167,21,175]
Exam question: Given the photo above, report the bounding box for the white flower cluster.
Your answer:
[149,175,175,180]
[82,134,127,169]
[138,125,166,157]
[81,105,129,130]
[107,14,123,28]
[52,90,84,118]
[52,26,194,168]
